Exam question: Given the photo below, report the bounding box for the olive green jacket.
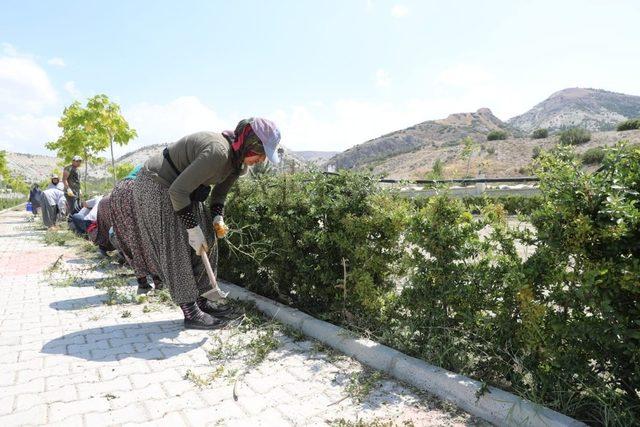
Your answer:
[143,132,245,212]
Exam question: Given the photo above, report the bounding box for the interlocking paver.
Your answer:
[0,405,47,425]
[14,384,78,412]
[0,209,483,426]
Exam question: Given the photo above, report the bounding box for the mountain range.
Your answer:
[324,87,640,178]
[4,87,640,183]
[508,87,640,133]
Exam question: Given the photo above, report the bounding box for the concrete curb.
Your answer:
[219,281,586,427]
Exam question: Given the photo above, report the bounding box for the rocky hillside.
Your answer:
[367,128,640,179]
[326,108,510,170]
[5,152,60,182]
[508,88,640,133]
[85,144,312,179]
[293,151,339,165]
[324,87,640,179]
[4,143,316,182]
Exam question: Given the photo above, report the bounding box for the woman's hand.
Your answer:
[186,226,209,255]
[213,215,229,239]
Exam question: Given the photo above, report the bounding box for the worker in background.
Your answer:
[62,155,82,215]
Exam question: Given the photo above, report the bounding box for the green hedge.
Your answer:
[219,145,640,425]
[463,195,540,215]
[218,172,410,322]
[413,195,542,215]
[0,197,25,211]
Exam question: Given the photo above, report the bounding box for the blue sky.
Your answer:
[1,0,639,156]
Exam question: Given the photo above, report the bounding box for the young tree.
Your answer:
[460,136,477,179]
[85,95,137,185]
[46,94,137,192]
[108,162,135,180]
[0,150,9,180]
[0,150,29,194]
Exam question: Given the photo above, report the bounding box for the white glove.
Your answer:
[186,226,208,255]
[213,215,229,239]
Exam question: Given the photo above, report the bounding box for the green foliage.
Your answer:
[8,178,29,194]
[0,150,29,195]
[0,197,25,210]
[486,146,496,155]
[527,141,640,424]
[0,150,9,178]
[246,326,280,365]
[413,195,542,215]
[616,118,640,131]
[46,94,137,190]
[462,195,542,215]
[108,162,135,181]
[393,197,521,388]
[248,161,275,177]
[219,153,640,423]
[531,146,542,159]
[460,137,476,179]
[219,171,411,323]
[345,369,383,403]
[43,229,76,246]
[531,128,549,139]
[486,130,508,141]
[558,127,591,145]
[581,147,606,165]
[425,159,444,180]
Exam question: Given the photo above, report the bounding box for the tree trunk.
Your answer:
[83,149,88,197]
[109,134,116,186]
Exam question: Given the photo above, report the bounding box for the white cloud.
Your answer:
[433,63,536,119]
[374,69,391,87]
[47,57,66,67]
[0,113,59,153]
[365,0,374,13]
[0,55,57,113]
[0,45,60,154]
[2,42,18,56]
[269,97,460,153]
[437,64,493,88]
[64,81,81,99]
[391,4,409,18]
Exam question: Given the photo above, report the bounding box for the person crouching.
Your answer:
[131,118,281,329]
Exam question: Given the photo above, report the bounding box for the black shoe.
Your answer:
[197,297,238,318]
[183,313,228,330]
[137,284,153,295]
[151,275,164,290]
[136,277,152,295]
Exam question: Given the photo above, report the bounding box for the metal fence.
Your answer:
[323,172,541,197]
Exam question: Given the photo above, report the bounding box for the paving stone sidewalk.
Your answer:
[0,209,482,426]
